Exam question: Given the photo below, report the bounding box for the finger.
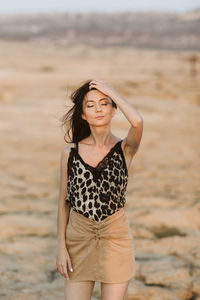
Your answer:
[89,83,97,89]
[57,264,64,276]
[63,263,70,279]
[61,263,69,279]
[90,79,100,84]
[89,84,96,89]
[91,81,105,87]
[67,257,73,273]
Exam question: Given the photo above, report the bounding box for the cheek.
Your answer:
[83,108,94,119]
[107,107,115,117]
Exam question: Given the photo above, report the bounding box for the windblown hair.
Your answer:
[60,79,117,143]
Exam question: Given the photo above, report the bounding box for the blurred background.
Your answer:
[0,1,200,299]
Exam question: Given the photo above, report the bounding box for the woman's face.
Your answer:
[81,90,116,126]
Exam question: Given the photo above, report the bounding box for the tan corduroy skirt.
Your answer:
[65,207,136,283]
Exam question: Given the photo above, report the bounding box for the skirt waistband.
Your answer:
[70,208,126,228]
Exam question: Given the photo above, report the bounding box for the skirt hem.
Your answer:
[67,274,135,284]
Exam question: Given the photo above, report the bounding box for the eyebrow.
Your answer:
[86,98,110,103]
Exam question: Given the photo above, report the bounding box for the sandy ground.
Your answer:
[0,40,200,299]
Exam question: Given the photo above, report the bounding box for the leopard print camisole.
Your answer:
[65,139,128,222]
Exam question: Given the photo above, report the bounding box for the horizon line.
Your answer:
[0,7,199,16]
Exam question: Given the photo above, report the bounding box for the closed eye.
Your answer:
[87,103,108,108]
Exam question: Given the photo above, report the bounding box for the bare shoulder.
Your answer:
[61,142,75,160]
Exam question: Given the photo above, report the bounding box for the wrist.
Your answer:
[57,239,66,248]
[57,244,68,252]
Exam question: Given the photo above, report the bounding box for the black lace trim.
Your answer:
[75,140,122,173]
[67,139,128,180]
[67,147,76,178]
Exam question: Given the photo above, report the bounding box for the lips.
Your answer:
[95,116,104,119]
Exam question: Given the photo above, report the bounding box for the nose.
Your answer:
[95,104,102,111]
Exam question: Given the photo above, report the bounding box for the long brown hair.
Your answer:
[60,79,117,143]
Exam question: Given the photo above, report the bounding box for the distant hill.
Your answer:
[0,9,199,50]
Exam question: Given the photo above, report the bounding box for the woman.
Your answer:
[56,78,143,300]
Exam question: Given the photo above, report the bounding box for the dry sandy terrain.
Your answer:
[0,40,200,299]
